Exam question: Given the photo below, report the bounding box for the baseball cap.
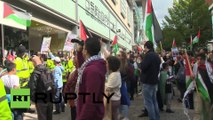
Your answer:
[53,57,61,63]
[71,38,84,46]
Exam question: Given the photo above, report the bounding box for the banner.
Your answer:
[41,37,51,52]
[63,33,76,52]
[171,47,179,60]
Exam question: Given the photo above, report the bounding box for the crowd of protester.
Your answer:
[0,37,213,120]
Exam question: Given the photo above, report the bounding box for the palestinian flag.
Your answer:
[79,20,92,41]
[144,0,163,44]
[196,73,211,102]
[172,39,176,48]
[192,30,200,45]
[185,57,193,89]
[144,0,153,43]
[0,1,31,30]
[112,36,119,54]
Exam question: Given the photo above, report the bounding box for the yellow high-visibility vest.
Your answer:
[14,57,30,79]
[0,80,12,120]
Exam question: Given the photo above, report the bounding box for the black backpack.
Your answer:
[35,68,54,93]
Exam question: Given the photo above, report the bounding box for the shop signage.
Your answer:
[85,0,117,31]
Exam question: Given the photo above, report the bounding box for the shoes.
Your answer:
[177,98,182,103]
[53,111,61,115]
[138,113,148,117]
[166,109,174,113]
[160,108,164,111]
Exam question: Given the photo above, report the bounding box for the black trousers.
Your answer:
[157,89,164,110]
[36,102,53,120]
[177,82,186,99]
[71,106,76,120]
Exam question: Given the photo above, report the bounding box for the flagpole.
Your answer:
[184,49,199,95]
[1,25,4,66]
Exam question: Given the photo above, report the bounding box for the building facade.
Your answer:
[0,0,135,56]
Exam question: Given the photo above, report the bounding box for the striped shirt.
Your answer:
[1,75,19,89]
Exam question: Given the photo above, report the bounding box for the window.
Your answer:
[127,8,131,27]
[112,0,117,5]
[120,0,126,19]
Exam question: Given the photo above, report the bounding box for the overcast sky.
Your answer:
[152,0,173,27]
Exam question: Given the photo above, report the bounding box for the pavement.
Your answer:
[24,87,194,120]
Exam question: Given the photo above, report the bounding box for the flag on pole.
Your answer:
[172,39,176,48]
[185,56,193,89]
[0,1,31,30]
[192,30,200,45]
[196,73,211,102]
[144,0,153,43]
[112,36,119,54]
[79,20,92,41]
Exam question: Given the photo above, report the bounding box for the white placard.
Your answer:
[41,37,51,52]
[63,33,76,51]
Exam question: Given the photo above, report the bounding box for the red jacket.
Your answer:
[77,59,106,120]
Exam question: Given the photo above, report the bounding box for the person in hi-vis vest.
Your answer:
[14,45,30,88]
[0,79,12,120]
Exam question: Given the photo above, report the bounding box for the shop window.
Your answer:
[120,0,126,19]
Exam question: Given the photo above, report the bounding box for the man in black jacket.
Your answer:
[139,41,161,120]
[28,56,53,120]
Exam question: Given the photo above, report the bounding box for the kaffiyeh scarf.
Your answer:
[74,55,103,106]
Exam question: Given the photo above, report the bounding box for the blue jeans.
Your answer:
[143,84,160,120]
[54,88,65,112]
[120,105,129,119]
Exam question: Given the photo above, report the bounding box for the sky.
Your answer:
[152,0,174,27]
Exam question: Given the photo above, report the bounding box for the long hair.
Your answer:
[119,51,128,74]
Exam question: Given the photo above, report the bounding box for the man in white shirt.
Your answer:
[1,62,19,89]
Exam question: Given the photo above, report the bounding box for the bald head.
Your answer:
[32,56,42,66]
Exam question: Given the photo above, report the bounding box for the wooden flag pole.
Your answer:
[184,49,199,95]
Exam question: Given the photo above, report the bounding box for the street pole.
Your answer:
[1,25,4,65]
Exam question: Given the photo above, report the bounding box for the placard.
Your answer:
[41,37,51,52]
[63,33,76,51]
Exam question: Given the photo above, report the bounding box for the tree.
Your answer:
[162,0,212,50]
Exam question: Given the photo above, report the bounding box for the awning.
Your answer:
[0,1,31,30]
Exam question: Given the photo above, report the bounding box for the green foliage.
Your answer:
[162,0,212,50]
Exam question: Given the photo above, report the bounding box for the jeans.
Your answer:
[143,84,160,120]
[120,105,129,119]
[54,88,65,112]
[36,102,53,120]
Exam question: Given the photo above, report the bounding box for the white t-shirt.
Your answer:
[1,75,19,88]
[105,72,122,101]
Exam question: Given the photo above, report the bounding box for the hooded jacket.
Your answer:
[141,50,161,85]
[77,59,106,120]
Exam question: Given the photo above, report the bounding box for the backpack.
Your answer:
[176,61,186,83]
[35,68,54,93]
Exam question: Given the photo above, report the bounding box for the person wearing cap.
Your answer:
[49,51,65,114]
[138,41,161,120]
[14,45,30,88]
